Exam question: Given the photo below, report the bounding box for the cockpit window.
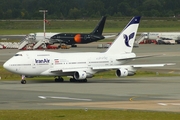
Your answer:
[14,54,22,56]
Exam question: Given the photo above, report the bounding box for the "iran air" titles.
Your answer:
[35,59,50,63]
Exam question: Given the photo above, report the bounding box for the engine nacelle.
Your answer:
[116,68,136,77]
[115,68,135,77]
[74,71,87,80]
[116,68,128,77]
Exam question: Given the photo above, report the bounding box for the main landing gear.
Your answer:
[54,76,87,83]
[54,76,64,82]
[71,44,77,47]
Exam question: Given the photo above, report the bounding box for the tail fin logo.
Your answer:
[124,32,135,47]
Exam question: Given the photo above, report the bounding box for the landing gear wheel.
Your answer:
[21,80,26,84]
[71,44,77,47]
[79,79,87,83]
[55,77,64,82]
[59,78,64,82]
[83,79,87,82]
[55,78,58,82]
[70,78,75,82]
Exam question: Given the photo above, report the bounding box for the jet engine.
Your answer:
[74,71,87,80]
[116,68,135,77]
[116,68,128,77]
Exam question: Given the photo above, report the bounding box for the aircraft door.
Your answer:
[109,57,113,65]
[88,58,91,67]
[32,59,36,69]
[50,58,54,68]
[84,35,87,40]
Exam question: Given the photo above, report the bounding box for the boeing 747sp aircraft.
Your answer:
[3,16,174,84]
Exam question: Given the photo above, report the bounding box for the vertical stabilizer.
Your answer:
[90,16,106,36]
[105,16,141,54]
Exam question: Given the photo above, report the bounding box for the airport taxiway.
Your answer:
[1,77,180,112]
[1,43,180,111]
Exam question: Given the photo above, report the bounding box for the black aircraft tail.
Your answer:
[90,16,106,36]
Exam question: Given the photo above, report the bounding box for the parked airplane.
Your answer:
[3,16,174,84]
[22,16,115,47]
[49,16,109,47]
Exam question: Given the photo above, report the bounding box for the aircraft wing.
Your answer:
[92,63,175,70]
[49,63,175,73]
[48,38,65,44]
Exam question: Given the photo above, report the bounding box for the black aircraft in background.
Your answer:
[50,16,114,47]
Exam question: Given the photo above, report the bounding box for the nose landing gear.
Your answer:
[21,80,26,84]
[21,75,26,84]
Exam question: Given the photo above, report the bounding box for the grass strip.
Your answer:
[0,110,180,120]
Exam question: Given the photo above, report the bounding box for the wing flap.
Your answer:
[50,67,89,73]
[132,63,175,68]
[116,54,164,61]
[92,65,129,70]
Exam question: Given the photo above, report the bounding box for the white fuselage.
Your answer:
[4,51,136,76]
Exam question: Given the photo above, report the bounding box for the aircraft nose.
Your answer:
[3,61,9,70]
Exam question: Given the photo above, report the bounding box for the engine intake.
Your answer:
[116,68,135,77]
[74,71,87,80]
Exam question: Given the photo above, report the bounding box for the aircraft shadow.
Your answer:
[25,78,153,84]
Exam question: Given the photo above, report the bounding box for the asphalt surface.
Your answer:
[1,43,180,112]
[1,77,180,111]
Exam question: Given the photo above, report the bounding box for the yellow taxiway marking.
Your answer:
[129,96,138,101]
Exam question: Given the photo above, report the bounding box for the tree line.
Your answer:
[0,0,180,19]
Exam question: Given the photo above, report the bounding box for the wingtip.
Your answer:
[166,63,176,65]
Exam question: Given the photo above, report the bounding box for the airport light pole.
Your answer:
[39,10,48,38]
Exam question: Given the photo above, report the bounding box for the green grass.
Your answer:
[0,66,20,80]
[1,19,180,35]
[0,110,180,120]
